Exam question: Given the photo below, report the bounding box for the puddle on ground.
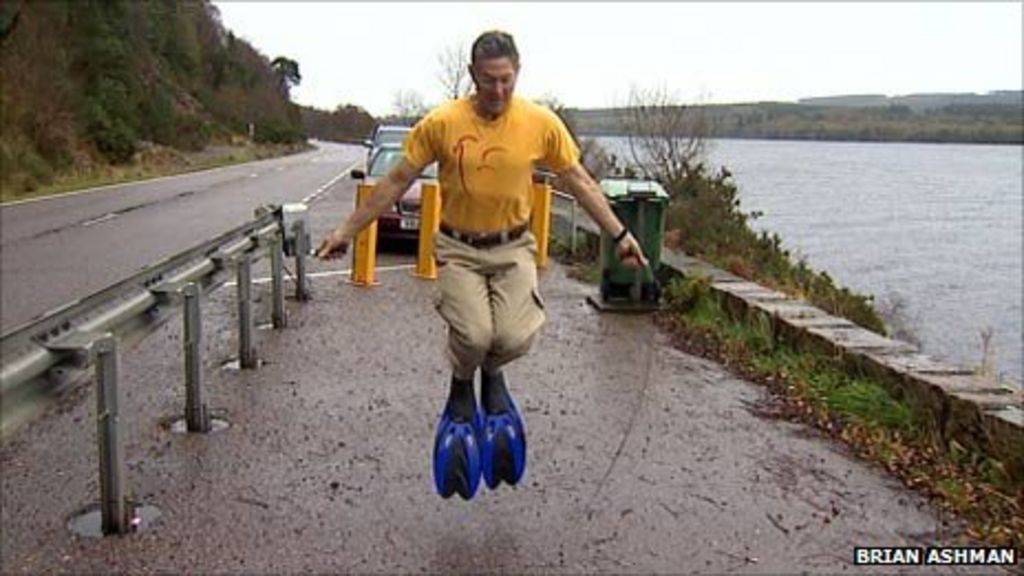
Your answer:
[168,416,230,434]
[68,504,161,538]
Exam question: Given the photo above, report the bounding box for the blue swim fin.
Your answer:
[432,401,482,500]
[480,385,526,489]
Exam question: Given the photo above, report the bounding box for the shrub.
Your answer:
[169,114,211,151]
[82,98,136,164]
[662,163,887,334]
[254,121,302,144]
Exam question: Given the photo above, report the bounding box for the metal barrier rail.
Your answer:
[550,188,579,254]
[0,206,312,432]
[0,183,579,535]
[0,203,312,534]
[0,184,579,536]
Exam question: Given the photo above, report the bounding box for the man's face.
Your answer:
[469,56,518,118]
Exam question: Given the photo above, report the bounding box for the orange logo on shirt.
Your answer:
[453,135,507,194]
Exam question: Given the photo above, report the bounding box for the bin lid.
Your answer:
[599,178,669,201]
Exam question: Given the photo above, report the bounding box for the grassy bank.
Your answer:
[0,140,311,205]
[657,274,1022,548]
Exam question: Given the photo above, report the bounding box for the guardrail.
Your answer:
[0,203,313,534]
[0,182,583,536]
[551,188,579,254]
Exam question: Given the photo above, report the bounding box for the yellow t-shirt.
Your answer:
[403,96,580,233]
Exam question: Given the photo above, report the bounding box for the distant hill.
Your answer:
[565,91,1023,144]
[0,1,304,194]
[798,91,1023,111]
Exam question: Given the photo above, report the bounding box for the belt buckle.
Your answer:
[464,230,483,246]
[445,225,521,248]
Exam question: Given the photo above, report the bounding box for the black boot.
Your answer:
[481,369,511,414]
[479,369,527,488]
[446,374,476,422]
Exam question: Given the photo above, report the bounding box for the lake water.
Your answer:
[596,137,1023,387]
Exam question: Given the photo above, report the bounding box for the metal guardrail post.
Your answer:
[182,283,210,432]
[293,219,310,301]
[236,254,256,369]
[550,189,578,256]
[2,209,278,439]
[94,335,130,535]
[271,233,287,328]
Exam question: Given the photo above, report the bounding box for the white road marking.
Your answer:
[302,160,359,204]
[81,213,118,227]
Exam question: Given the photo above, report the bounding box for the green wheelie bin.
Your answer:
[598,178,669,306]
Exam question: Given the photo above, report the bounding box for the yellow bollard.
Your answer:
[530,182,551,268]
[413,182,441,280]
[350,183,378,286]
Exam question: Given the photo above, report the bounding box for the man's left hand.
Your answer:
[616,232,649,269]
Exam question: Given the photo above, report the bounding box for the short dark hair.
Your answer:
[470,30,519,67]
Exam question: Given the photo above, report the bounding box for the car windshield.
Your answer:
[374,128,410,146]
[368,148,438,179]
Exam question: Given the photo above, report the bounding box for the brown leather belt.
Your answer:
[440,223,529,249]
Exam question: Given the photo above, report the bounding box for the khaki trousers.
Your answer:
[433,231,546,380]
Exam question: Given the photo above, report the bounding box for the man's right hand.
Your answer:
[616,231,649,269]
[316,228,350,260]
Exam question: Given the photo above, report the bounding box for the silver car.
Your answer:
[363,125,412,164]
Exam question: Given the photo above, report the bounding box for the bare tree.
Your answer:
[391,89,428,122]
[622,85,708,189]
[437,43,470,100]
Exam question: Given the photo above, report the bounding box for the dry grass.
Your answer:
[1,141,310,205]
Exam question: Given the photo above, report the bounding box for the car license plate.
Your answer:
[400,217,419,231]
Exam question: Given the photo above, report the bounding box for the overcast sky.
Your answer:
[213,2,1022,117]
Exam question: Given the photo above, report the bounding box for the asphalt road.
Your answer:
[0,256,996,574]
[0,141,364,334]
